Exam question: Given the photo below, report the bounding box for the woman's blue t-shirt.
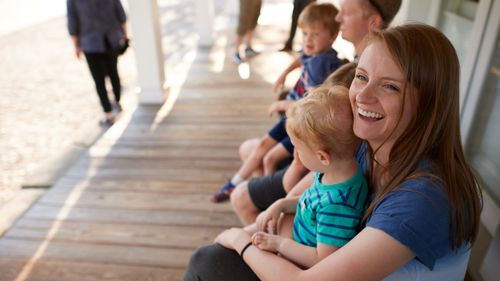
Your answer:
[355,143,471,280]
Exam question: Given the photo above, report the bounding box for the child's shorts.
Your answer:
[268,116,294,154]
[248,163,290,211]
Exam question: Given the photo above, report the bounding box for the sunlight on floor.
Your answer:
[209,32,229,73]
[12,179,91,281]
[238,62,251,79]
[149,48,198,133]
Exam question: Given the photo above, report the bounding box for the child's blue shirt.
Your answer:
[293,170,369,248]
[287,48,343,100]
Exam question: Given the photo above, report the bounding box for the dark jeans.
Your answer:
[84,51,121,113]
[285,0,316,46]
[183,244,260,281]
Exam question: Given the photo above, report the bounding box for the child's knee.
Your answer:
[230,183,250,209]
[239,138,259,160]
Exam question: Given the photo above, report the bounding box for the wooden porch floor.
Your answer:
[0,3,297,280]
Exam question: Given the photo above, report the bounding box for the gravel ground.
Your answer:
[0,16,138,207]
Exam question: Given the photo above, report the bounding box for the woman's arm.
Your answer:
[217,227,414,281]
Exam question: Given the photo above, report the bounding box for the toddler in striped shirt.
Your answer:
[251,84,368,268]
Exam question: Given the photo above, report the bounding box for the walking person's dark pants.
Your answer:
[285,0,316,48]
[183,244,260,281]
[84,51,121,113]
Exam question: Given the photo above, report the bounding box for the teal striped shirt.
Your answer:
[293,169,368,247]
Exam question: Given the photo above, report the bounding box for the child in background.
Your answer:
[212,2,343,203]
[251,85,369,268]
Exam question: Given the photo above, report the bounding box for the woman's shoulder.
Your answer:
[367,168,452,270]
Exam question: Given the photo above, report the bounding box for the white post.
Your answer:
[195,0,215,47]
[127,0,166,104]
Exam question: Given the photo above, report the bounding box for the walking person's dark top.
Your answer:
[67,0,128,126]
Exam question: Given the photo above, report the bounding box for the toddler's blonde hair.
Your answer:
[286,85,359,160]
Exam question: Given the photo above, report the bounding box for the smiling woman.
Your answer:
[349,40,415,159]
[183,23,482,281]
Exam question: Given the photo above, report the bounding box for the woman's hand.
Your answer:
[214,227,251,251]
[74,46,82,59]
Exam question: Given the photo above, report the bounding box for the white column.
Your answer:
[127,0,166,104]
[195,0,215,46]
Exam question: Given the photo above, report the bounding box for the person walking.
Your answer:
[67,0,128,126]
[280,0,316,52]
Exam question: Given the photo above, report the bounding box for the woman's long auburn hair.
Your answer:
[362,24,482,249]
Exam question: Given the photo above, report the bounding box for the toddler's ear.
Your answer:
[316,150,331,166]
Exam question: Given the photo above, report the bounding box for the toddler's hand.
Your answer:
[268,101,282,117]
[251,231,283,253]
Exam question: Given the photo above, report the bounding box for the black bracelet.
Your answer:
[240,242,252,258]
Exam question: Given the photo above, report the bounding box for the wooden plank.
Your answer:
[37,189,234,213]
[22,205,241,228]
[51,178,224,194]
[93,135,263,146]
[0,258,185,281]
[69,157,241,174]
[119,115,276,126]
[62,164,239,182]
[51,173,236,194]
[6,219,226,249]
[0,238,192,268]
[102,124,270,141]
[85,144,242,159]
